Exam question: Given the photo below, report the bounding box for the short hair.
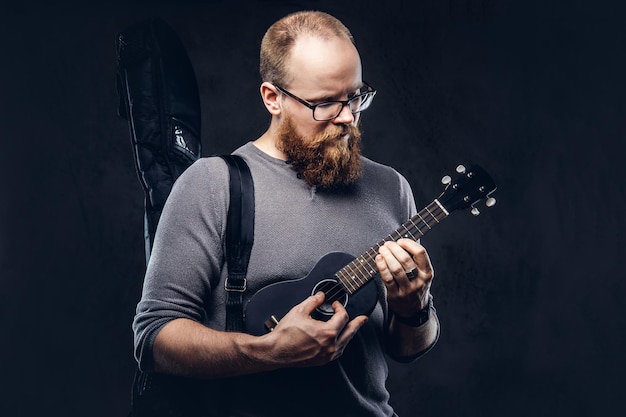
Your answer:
[260,11,355,86]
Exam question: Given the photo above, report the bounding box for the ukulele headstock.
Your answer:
[438,164,497,216]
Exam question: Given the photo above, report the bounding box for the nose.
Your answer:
[332,103,355,125]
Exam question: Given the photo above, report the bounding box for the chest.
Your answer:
[246,178,406,294]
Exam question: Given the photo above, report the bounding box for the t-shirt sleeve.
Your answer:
[132,157,230,372]
[397,171,417,220]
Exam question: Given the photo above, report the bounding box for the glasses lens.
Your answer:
[349,92,374,113]
[312,88,376,120]
[314,102,344,120]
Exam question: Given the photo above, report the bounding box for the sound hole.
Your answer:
[312,278,348,316]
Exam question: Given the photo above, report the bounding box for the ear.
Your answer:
[260,82,281,116]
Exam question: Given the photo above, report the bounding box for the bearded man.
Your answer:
[132,10,439,417]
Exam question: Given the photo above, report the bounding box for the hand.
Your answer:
[264,292,368,367]
[375,239,434,318]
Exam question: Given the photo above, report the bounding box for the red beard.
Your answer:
[277,116,363,189]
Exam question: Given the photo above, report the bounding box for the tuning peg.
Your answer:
[486,197,497,207]
[441,175,451,185]
[471,207,480,216]
[456,165,466,174]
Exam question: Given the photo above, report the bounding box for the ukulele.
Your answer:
[243,164,497,336]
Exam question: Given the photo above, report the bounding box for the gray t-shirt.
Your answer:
[133,142,417,417]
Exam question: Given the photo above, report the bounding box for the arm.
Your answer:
[375,239,440,359]
[152,292,368,379]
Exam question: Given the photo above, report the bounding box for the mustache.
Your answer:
[313,124,359,147]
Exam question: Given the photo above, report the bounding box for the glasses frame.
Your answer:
[274,82,376,121]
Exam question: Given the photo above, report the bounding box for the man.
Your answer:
[133,10,439,417]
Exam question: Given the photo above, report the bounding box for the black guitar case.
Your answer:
[116,18,212,417]
[116,17,202,263]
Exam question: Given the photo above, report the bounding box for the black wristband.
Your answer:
[393,296,433,327]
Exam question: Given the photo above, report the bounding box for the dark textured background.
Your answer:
[1,1,625,416]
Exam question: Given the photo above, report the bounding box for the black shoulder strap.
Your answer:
[220,154,255,332]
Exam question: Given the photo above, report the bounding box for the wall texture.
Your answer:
[1,1,624,416]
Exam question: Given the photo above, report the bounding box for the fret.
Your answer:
[390,230,403,241]
[400,223,417,240]
[353,258,372,283]
[424,205,439,223]
[344,270,359,292]
[406,218,425,239]
[434,198,449,216]
[415,212,431,230]
[336,269,357,293]
[346,261,366,287]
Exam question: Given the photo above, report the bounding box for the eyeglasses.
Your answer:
[274,82,377,121]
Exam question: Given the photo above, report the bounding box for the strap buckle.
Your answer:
[225,276,246,292]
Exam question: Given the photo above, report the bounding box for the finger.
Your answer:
[325,300,350,329]
[378,243,415,288]
[335,315,368,353]
[296,291,326,315]
[397,238,423,253]
[397,239,433,276]
[375,251,397,289]
[384,241,416,269]
[378,244,406,278]
[342,315,368,338]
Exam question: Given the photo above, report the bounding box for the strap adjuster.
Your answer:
[225,276,246,292]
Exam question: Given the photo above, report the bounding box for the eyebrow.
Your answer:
[309,84,365,103]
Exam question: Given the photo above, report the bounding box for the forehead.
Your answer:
[286,35,362,96]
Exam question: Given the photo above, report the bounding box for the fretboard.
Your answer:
[335,199,449,294]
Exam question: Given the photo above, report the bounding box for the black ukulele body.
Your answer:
[243,252,379,336]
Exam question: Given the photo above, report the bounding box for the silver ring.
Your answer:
[405,268,418,280]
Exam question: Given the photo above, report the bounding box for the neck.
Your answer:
[253,124,287,160]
